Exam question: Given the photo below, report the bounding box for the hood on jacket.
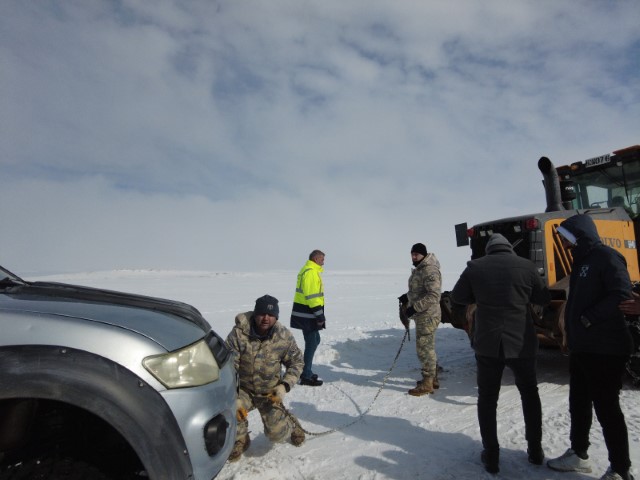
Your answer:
[485,233,514,255]
[558,214,601,254]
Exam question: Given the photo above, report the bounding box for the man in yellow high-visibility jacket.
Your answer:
[290,249,326,386]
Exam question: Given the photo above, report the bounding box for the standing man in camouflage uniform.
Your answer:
[225,295,305,462]
[398,242,442,396]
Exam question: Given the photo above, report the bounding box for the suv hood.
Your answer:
[0,280,212,351]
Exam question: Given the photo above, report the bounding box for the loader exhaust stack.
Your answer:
[538,156,565,213]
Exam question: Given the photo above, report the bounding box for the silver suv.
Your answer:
[0,265,237,479]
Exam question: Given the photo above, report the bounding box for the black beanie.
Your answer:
[411,243,428,256]
[254,294,279,318]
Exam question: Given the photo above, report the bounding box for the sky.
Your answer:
[1,1,639,277]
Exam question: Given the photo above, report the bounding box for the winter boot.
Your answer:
[290,416,306,447]
[300,374,323,386]
[228,434,250,462]
[408,377,434,396]
[481,448,500,474]
[433,363,443,389]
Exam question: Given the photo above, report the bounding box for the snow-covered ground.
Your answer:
[34,269,640,480]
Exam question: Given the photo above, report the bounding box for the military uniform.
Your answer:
[406,252,442,383]
[226,310,304,451]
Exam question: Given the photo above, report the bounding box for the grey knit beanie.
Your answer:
[485,233,512,254]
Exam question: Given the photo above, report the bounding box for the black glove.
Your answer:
[399,303,410,329]
[398,294,408,305]
[405,306,416,318]
[315,314,326,329]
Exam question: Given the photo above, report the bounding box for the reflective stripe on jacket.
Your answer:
[290,260,325,331]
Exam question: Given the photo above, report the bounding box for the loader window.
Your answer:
[580,184,609,209]
[568,159,640,218]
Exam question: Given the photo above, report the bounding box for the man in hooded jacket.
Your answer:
[451,233,551,474]
[547,214,635,480]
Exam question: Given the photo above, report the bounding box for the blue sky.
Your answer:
[1,1,639,283]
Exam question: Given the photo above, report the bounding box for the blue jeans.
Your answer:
[302,330,321,379]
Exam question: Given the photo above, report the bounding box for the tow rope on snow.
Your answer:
[282,329,410,437]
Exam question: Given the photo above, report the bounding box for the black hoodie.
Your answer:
[560,214,634,355]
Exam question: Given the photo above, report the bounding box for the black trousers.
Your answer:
[476,353,542,450]
[569,352,630,474]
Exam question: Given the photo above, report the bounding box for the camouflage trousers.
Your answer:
[414,315,440,379]
[236,388,297,443]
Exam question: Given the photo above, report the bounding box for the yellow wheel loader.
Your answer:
[441,145,640,384]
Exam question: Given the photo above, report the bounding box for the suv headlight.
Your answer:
[143,339,220,388]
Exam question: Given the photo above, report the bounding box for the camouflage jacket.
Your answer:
[225,311,303,395]
[407,253,442,321]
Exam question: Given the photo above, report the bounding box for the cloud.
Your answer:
[1,0,638,275]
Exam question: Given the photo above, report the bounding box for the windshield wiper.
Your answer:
[0,276,27,288]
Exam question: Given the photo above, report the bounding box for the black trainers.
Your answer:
[300,375,323,386]
[481,449,499,474]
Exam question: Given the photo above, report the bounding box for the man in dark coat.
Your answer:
[547,214,634,480]
[452,233,551,474]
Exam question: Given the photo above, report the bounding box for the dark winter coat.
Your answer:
[451,233,551,358]
[560,214,633,355]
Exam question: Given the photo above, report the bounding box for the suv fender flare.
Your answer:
[0,345,193,479]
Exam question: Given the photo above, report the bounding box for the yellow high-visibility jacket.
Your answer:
[290,260,326,331]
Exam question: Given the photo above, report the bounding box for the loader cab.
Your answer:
[557,145,640,217]
[456,145,640,285]
[553,145,640,284]
[447,146,640,356]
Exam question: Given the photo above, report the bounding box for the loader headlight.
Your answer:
[143,339,220,388]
